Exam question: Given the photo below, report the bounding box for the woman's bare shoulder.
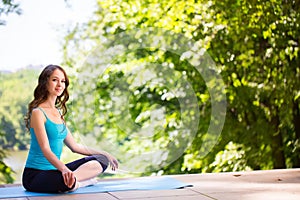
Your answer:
[31,108,42,114]
[31,108,46,122]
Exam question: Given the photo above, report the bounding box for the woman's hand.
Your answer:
[105,153,119,171]
[61,168,76,188]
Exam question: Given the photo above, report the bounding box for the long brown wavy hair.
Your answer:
[24,65,70,130]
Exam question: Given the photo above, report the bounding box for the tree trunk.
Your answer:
[292,99,300,167]
[270,112,286,169]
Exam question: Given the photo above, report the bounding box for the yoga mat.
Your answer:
[0,176,192,198]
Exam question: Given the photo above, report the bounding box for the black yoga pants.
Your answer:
[22,154,109,193]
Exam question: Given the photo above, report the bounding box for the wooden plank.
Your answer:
[110,188,200,199]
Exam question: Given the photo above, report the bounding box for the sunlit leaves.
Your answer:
[63,0,300,174]
[210,0,300,169]
[209,142,252,172]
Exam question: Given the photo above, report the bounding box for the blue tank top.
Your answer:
[25,107,68,170]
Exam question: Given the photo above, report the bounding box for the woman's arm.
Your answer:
[64,131,119,170]
[31,109,75,187]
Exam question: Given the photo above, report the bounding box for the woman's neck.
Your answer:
[41,97,57,109]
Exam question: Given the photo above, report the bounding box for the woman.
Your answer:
[22,64,118,193]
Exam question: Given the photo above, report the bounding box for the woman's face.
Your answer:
[47,69,66,97]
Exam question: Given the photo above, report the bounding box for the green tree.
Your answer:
[0,0,22,183]
[0,68,39,183]
[0,68,38,150]
[62,0,300,175]
[0,0,21,25]
[208,0,300,169]
[0,128,14,183]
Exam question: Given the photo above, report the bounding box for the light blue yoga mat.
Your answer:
[0,176,192,198]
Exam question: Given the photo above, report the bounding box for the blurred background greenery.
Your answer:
[0,0,299,184]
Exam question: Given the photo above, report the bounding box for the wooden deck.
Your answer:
[1,168,300,200]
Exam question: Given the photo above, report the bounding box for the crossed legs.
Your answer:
[70,160,103,190]
[67,155,109,191]
[22,155,109,193]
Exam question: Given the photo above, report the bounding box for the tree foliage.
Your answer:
[0,68,39,183]
[0,0,21,25]
[0,0,22,184]
[62,0,300,175]
[209,0,300,169]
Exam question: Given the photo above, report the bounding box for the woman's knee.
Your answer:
[86,160,104,173]
[92,154,109,172]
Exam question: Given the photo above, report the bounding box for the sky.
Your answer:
[0,0,95,71]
